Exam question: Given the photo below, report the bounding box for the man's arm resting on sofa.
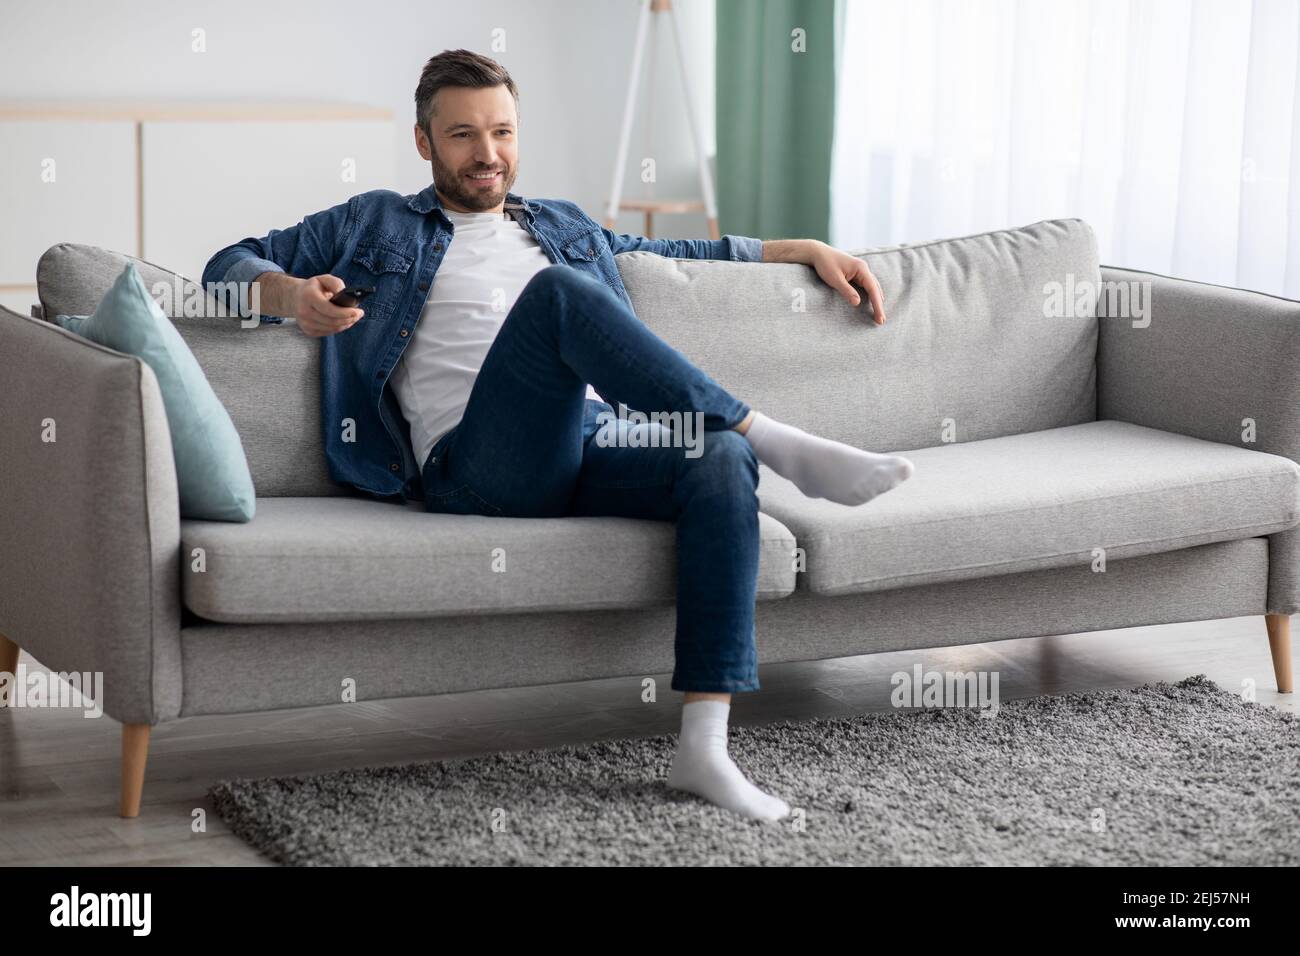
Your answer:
[603,224,888,323]
[599,227,762,263]
[760,238,888,323]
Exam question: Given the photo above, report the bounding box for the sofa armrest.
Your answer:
[1097,266,1300,614]
[0,307,182,724]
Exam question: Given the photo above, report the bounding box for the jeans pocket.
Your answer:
[425,483,502,517]
[420,427,501,516]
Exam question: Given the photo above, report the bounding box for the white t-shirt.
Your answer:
[390,208,600,468]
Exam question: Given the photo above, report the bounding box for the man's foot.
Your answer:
[667,699,790,821]
[742,411,914,505]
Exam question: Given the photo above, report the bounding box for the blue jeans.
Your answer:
[420,265,760,693]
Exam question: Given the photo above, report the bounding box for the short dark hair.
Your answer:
[414,49,519,137]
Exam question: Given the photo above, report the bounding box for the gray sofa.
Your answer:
[2,218,1297,818]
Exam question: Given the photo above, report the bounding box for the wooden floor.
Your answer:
[0,613,1293,865]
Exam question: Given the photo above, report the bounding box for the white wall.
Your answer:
[0,0,717,237]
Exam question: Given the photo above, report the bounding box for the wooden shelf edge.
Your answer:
[0,101,393,122]
[616,199,707,213]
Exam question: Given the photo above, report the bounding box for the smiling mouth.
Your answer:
[466,170,500,181]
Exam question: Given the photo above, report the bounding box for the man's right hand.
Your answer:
[293,274,366,337]
[253,272,364,337]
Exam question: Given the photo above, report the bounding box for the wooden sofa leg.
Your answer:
[1265,613,1293,694]
[0,634,19,707]
[121,723,151,818]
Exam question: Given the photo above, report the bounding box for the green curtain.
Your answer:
[716,0,838,243]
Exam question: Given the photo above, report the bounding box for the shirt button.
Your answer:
[390,463,400,472]
[418,281,429,291]
[399,329,409,337]
[376,370,384,379]
[433,243,443,252]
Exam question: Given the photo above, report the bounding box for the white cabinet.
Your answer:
[142,119,394,282]
[0,102,395,311]
[0,120,137,284]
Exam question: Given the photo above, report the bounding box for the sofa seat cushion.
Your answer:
[182,497,798,623]
[757,419,1300,597]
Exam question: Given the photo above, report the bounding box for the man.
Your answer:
[203,49,914,822]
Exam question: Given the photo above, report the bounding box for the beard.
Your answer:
[430,145,518,212]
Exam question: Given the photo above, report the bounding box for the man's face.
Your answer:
[415,84,519,214]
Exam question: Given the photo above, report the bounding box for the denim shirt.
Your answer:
[201,182,764,503]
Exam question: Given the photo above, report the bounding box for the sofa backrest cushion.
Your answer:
[618,218,1100,452]
[37,243,342,497]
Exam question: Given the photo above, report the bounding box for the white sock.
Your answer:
[666,700,790,821]
[742,411,915,506]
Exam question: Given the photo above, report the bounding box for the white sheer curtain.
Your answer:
[831,0,1300,297]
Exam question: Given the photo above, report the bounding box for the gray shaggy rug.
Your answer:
[208,675,1299,866]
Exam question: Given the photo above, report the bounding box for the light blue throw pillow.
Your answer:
[54,263,256,522]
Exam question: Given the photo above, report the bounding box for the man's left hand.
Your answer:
[808,241,887,324]
[762,238,887,324]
